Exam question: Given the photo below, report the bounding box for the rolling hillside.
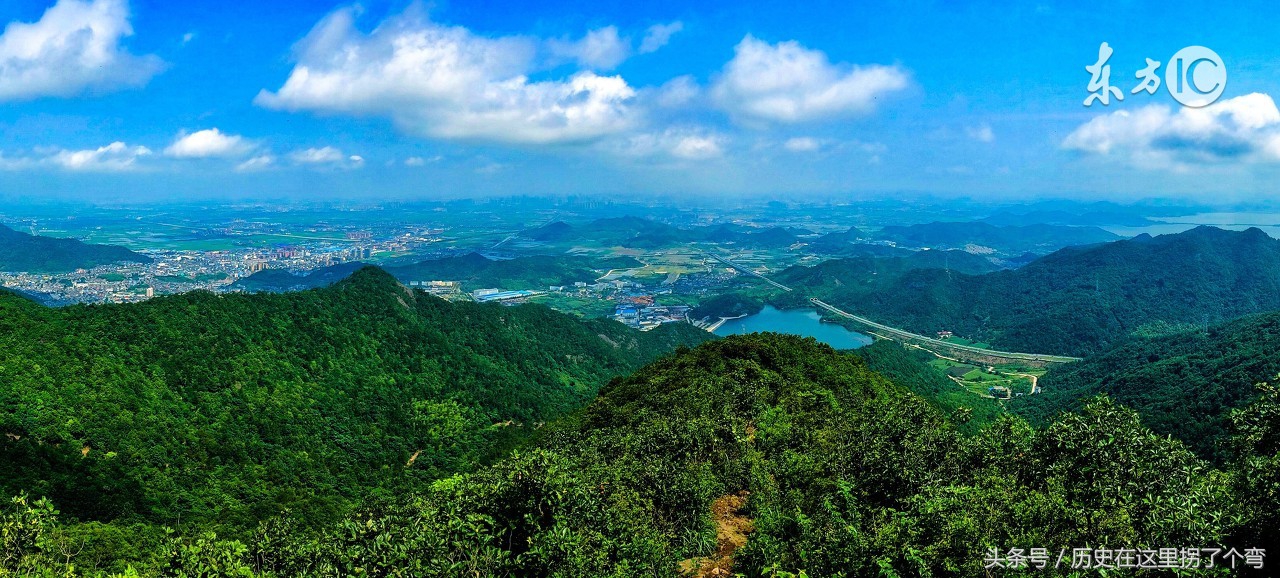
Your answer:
[1014,311,1280,461]
[0,267,710,540]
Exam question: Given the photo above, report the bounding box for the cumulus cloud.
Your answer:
[711,35,909,124]
[165,128,254,158]
[289,146,364,169]
[256,7,638,145]
[1062,93,1280,168]
[38,142,149,171]
[639,21,682,54]
[0,0,163,101]
[549,26,630,69]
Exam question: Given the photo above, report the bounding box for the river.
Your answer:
[713,305,873,349]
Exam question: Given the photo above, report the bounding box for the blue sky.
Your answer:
[2,0,1280,203]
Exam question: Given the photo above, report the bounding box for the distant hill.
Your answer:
[1013,311,1280,461]
[524,220,575,241]
[233,253,642,293]
[0,266,712,536]
[797,226,1280,356]
[230,261,369,292]
[776,248,1001,292]
[980,209,1155,227]
[0,223,151,273]
[874,221,1121,255]
[520,217,802,250]
[806,226,866,253]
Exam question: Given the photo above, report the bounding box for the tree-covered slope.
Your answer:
[792,226,1280,356]
[0,223,151,273]
[853,340,1005,434]
[10,333,1270,577]
[0,267,711,538]
[1013,311,1280,461]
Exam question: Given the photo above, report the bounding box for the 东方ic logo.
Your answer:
[1084,42,1225,108]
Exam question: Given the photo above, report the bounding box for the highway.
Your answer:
[810,298,1082,364]
[705,251,1081,365]
[704,252,793,292]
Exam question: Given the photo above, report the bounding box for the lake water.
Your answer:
[713,305,873,349]
[1102,212,1280,239]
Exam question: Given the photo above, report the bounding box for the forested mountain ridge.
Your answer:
[0,223,151,273]
[791,226,1280,356]
[1013,310,1280,461]
[0,266,711,545]
[8,333,1275,576]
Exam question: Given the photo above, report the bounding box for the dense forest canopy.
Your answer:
[1012,311,1280,462]
[0,267,710,554]
[4,334,1275,576]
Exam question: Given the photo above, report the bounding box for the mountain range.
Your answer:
[790,226,1280,356]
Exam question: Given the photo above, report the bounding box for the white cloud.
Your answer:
[405,155,442,166]
[784,137,822,152]
[638,21,682,54]
[549,26,630,70]
[966,123,995,143]
[671,135,722,159]
[0,0,163,101]
[256,7,638,145]
[1062,93,1280,168]
[289,146,363,169]
[50,141,150,171]
[653,75,700,108]
[615,128,725,160]
[236,154,275,172]
[711,35,909,124]
[165,128,253,158]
